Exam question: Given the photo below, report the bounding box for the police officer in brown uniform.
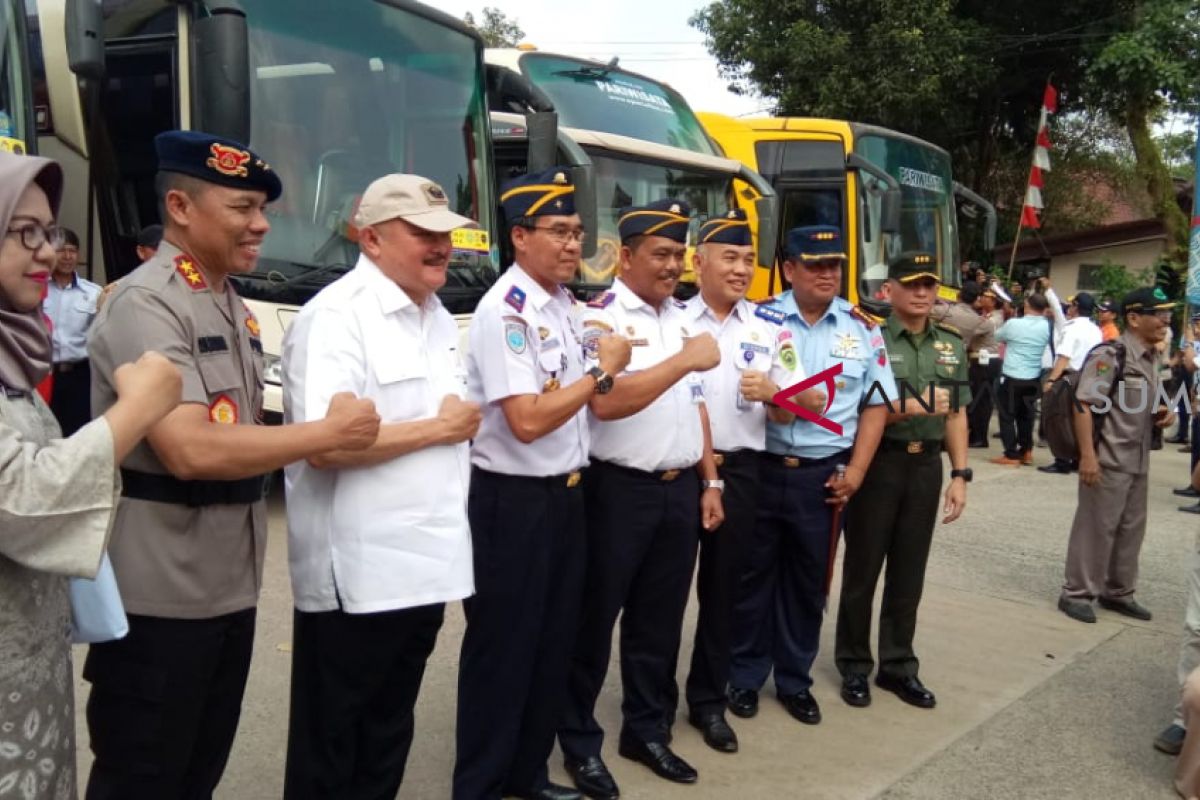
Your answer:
[933,281,995,447]
[84,131,380,799]
[1058,287,1176,624]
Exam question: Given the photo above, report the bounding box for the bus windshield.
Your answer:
[854,133,957,300]
[576,152,732,290]
[0,0,30,152]
[238,0,496,313]
[519,53,717,156]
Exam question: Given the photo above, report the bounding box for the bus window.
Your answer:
[0,0,30,152]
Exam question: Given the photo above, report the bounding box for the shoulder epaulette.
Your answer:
[849,304,880,329]
[173,254,207,291]
[504,285,526,313]
[754,304,786,325]
[935,321,962,338]
[586,292,616,309]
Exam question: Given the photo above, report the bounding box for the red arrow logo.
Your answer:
[773,363,843,435]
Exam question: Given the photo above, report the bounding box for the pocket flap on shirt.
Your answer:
[373,357,427,385]
[198,357,241,392]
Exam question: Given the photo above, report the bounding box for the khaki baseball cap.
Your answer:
[354,173,476,232]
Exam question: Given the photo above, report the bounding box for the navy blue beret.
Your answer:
[697,209,752,247]
[784,225,846,261]
[618,198,691,244]
[154,130,282,202]
[500,167,577,221]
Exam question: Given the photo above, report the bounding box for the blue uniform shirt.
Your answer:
[765,293,898,458]
[44,274,101,363]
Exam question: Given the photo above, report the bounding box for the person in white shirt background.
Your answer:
[280,173,481,798]
[43,226,101,435]
[1039,287,1103,474]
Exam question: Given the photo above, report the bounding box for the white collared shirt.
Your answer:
[281,254,473,614]
[45,274,101,363]
[683,295,803,452]
[581,278,704,471]
[1057,316,1104,371]
[467,263,588,475]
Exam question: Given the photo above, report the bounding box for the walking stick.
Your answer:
[824,464,848,609]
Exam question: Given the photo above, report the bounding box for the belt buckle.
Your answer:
[906,441,924,455]
[713,454,725,467]
[660,469,680,482]
[783,456,801,468]
[566,471,581,488]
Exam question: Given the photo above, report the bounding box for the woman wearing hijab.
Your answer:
[0,151,182,798]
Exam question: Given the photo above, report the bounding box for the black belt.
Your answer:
[120,468,268,507]
[878,438,942,455]
[594,459,692,482]
[763,450,849,469]
[472,466,583,488]
[53,359,88,374]
[713,449,756,467]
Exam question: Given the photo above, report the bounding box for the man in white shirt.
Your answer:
[559,199,723,798]
[44,227,101,434]
[280,174,482,798]
[1039,290,1103,474]
[678,209,806,754]
[453,169,630,800]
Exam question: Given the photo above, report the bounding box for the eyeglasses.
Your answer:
[527,224,586,244]
[6,224,65,252]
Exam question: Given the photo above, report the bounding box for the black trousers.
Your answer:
[836,448,942,679]
[84,609,256,800]
[998,375,1040,458]
[967,360,1000,445]
[558,460,699,759]
[453,468,585,800]
[49,359,91,436]
[283,603,445,800]
[684,450,760,715]
[729,452,847,696]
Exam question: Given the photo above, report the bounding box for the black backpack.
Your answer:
[1042,341,1127,461]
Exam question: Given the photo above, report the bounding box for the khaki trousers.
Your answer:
[1061,469,1148,600]
[1177,667,1200,798]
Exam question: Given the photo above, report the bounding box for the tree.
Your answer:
[1084,0,1200,267]
[463,7,524,48]
[1158,129,1197,181]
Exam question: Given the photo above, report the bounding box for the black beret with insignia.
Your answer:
[500,167,576,220]
[697,208,752,247]
[618,198,691,244]
[154,130,282,202]
[1122,286,1175,315]
[888,251,940,283]
[784,225,846,261]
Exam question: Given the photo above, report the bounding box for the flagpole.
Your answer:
[1006,221,1025,281]
[1009,76,1055,283]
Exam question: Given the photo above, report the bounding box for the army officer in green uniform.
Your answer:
[835,252,971,710]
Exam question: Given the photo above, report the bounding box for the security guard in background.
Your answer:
[559,199,722,798]
[726,225,896,727]
[836,252,971,711]
[679,209,813,754]
[84,131,380,798]
[932,279,995,447]
[454,169,631,800]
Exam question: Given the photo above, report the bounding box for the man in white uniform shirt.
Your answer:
[1040,288,1103,474]
[678,209,811,755]
[453,169,631,800]
[559,199,723,798]
[280,174,481,798]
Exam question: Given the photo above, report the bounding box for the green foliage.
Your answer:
[1091,259,1154,302]
[1159,129,1198,181]
[462,7,524,48]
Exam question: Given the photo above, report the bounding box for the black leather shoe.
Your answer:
[726,687,759,718]
[563,756,619,800]
[875,673,936,709]
[1174,486,1200,498]
[778,690,821,724]
[1181,502,1200,515]
[1098,596,1153,620]
[688,710,738,753]
[840,673,871,707]
[1155,723,1187,755]
[1037,463,1072,474]
[968,440,989,449]
[515,783,585,800]
[1167,436,1189,445]
[617,738,698,784]
[1058,596,1097,623]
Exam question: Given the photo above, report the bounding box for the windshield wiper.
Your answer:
[256,262,353,289]
[553,57,621,81]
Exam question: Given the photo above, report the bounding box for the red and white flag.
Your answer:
[1020,83,1056,230]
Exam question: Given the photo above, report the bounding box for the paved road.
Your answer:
[72,442,1199,798]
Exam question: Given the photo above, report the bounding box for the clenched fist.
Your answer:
[597,335,633,376]
[437,394,482,444]
[682,333,720,372]
[325,392,381,450]
[114,351,182,424]
[738,370,777,404]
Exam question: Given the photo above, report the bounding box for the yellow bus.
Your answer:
[699,114,995,309]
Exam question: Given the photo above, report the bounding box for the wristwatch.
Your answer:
[587,366,614,395]
[702,479,725,492]
[950,468,973,482]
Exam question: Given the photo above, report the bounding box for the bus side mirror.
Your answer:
[954,182,997,251]
[66,0,105,80]
[572,164,598,260]
[881,187,901,234]
[525,111,558,173]
[754,194,779,270]
[192,3,250,144]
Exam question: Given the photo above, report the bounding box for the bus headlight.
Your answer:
[263,354,283,385]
